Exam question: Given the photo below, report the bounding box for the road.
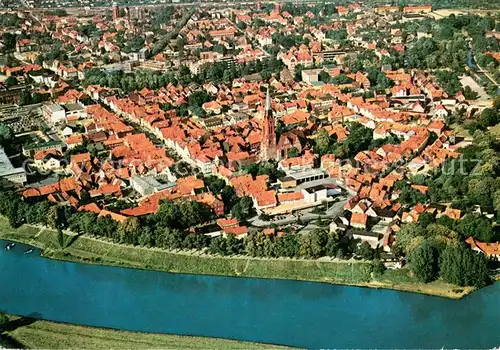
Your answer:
[460,75,490,101]
[467,41,499,88]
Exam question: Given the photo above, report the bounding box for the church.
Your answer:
[260,88,303,161]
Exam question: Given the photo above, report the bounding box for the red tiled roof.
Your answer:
[351,212,368,226]
[224,225,248,236]
[98,209,127,223]
[78,203,101,214]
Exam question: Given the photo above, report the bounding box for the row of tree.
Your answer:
[410,240,490,288]
[84,55,283,96]
[314,122,401,158]
[0,186,358,261]
[396,218,491,288]
[0,178,493,289]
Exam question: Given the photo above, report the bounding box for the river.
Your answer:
[0,240,499,348]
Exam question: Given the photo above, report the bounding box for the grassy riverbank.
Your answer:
[2,316,284,349]
[0,217,474,299]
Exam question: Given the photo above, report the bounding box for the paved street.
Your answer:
[460,75,490,101]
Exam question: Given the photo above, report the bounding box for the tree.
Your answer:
[221,186,237,214]
[47,206,62,230]
[435,70,461,95]
[479,108,499,128]
[2,33,16,51]
[183,233,209,250]
[209,236,228,255]
[94,216,118,240]
[0,191,25,228]
[467,177,496,208]
[25,201,51,226]
[393,223,426,256]
[356,241,375,260]
[330,74,354,85]
[275,233,299,258]
[154,200,180,228]
[325,233,340,257]
[4,76,17,87]
[417,212,435,228]
[463,86,478,100]
[440,244,490,288]
[19,92,33,106]
[493,189,500,213]
[0,312,8,328]
[118,217,140,244]
[157,227,186,249]
[286,147,300,158]
[245,232,267,257]
[319,70,331,83]
[243,161,285,182]
[455,214,493,242]
[396,181,428,206]
[0,123,13,147]
[188,90,211,108]
[409,241,439,283]
[236,21,247,30]
[205,175,226,194]
[299,229,327,258]
[338,122,375,158]
[208,235,242,256]
[138,226,154,247]
[437,25,454,40]
[178,201,211,228]
[314,129,334,156]
[231,196,255,221]
[493,95,500,111]
[371,259,386,277]
[376,73,393,89]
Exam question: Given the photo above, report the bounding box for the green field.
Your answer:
[489,123,500,137]
[50,236,374,285]
[3,317,284,349]
[0,217,473,299]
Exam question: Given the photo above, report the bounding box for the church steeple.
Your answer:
[260,87,277,161]
[265,87,271,112]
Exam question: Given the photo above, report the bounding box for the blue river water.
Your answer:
[0,240,499,348]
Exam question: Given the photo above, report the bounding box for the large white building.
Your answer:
[42,103,87,124]
[130,174,175,197]
[0,147,26,186]
[42,103,66,123]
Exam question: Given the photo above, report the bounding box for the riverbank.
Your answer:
[1,315,285,349]
[0,217,474,299]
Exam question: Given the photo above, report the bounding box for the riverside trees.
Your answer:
[409,241,439,283]
[440,244,490,288]
[0,186,493,289]
[397,221,491,287]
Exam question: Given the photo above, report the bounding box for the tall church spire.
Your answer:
[265,87,271,112]
[260,86,277,161]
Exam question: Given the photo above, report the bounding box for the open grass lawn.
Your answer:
[49,235,373,285]
[34,229,64,250]
[5,317,282,349]
[244,259,372,284]
[373,268,474,299]
[489,123,500,137]
[0,217,40,243]
[450,123,472,139]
